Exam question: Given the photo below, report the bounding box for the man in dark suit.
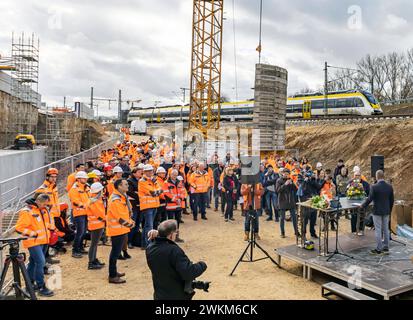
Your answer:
[360,170,394,255]
[146,220,207,300]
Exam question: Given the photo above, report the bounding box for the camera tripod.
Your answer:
[230,187,279,276]
[0,239,37,300]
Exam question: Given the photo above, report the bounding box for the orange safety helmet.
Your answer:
[47,168,59,176]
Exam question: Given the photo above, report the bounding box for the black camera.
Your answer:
[184,280,211,295]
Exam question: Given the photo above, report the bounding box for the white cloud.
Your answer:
[384,14,408,30]
[0,0,412,116]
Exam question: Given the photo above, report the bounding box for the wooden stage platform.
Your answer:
[274,230,413,300]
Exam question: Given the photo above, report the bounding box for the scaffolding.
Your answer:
[7,33,40,145]
[42,106,72,163]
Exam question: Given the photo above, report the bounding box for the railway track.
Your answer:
[287,114,412,125]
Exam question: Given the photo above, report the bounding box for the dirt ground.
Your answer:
[46,208,329,300]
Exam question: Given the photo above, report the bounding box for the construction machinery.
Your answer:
[188,0,224,136]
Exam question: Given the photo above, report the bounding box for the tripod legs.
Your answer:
[0,255,37,300]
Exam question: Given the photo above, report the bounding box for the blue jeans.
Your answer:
[372,215,390,251]
[73,215,87,253]
[27,245,46,287]
[193,193,207,218]
[142,208,156,248]
[244,210,259,233]
[265,191,278,220]
[279,208,298,236]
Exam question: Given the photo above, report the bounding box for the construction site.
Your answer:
[1,0,413,307]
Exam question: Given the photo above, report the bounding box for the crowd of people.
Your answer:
[14,133,385,298]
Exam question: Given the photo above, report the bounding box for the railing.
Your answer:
[0,134,121,293]
[0,135,120,237]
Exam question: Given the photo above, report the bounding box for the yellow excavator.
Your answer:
[13,134,36,150]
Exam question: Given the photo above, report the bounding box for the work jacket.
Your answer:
[190,171,209,194]
[106,190,133,237]
[15,199,52,249]
[163,179,185,211]
[138,176,161,211]
[241,183,264,211]
[35,180,60,218]
[87,195,106,231]
[157,176,168,207]
[68,182,90,217]
[66,172,77,192]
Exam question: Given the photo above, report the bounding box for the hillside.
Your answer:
[286,119,413,204]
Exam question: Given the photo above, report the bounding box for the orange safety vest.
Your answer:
[138,177,161,210]
[321,181,334,200]
[15,204,52,249]
[190,171,209,193]
[163,179,184,211]
[35,180,60,218]
[157,176,167,207]
[68,182,90,217]
[207,167,214,188]
[106,190,132,237]
[87,196,106,231]
[290,168,301,186]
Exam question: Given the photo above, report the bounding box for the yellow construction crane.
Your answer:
[189,0,224,136]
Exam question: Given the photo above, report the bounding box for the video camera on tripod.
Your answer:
[0,236,37,300]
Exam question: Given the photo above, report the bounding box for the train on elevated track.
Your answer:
[127,90,383,124]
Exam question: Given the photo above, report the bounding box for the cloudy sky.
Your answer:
[0,0,412,116]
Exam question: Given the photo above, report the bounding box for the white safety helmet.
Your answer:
[92,169,102,176]
[177,175,184,181]
[90,182,104,194]
[156,167,166,174]
[136,163,145,170]
[75,171,89,179]
[353,165,361,173]
[143,164,154,171]
[113,166,123,174]
[316,162,323,169]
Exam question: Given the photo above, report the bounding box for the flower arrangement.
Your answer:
[310,195,329,209]
[346,179,366,200]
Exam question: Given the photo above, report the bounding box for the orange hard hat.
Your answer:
[47,168,59,175]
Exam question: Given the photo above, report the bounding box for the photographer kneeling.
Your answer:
[146,220,207,300]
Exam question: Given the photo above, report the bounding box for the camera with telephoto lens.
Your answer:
[184,280,211,295]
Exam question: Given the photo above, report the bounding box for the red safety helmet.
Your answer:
[49,231,59,246]
[47,168,59,176]
[104,165,113,172]
[59,203,68,212]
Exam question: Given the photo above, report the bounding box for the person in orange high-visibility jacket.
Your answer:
[206,166,214,209]
[162,169,185,242]
[190,163,209,221]
[15,194,55,296]
[106,179,135,284]
[66,163,86,192]
[87,182,106,269]
[290,162,301,187]
[155,166,168,226]
[139,165,162,248]
[68,171,90,258]
[35,168,61,220]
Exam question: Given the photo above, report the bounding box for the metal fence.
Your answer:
[0,136,120,238]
